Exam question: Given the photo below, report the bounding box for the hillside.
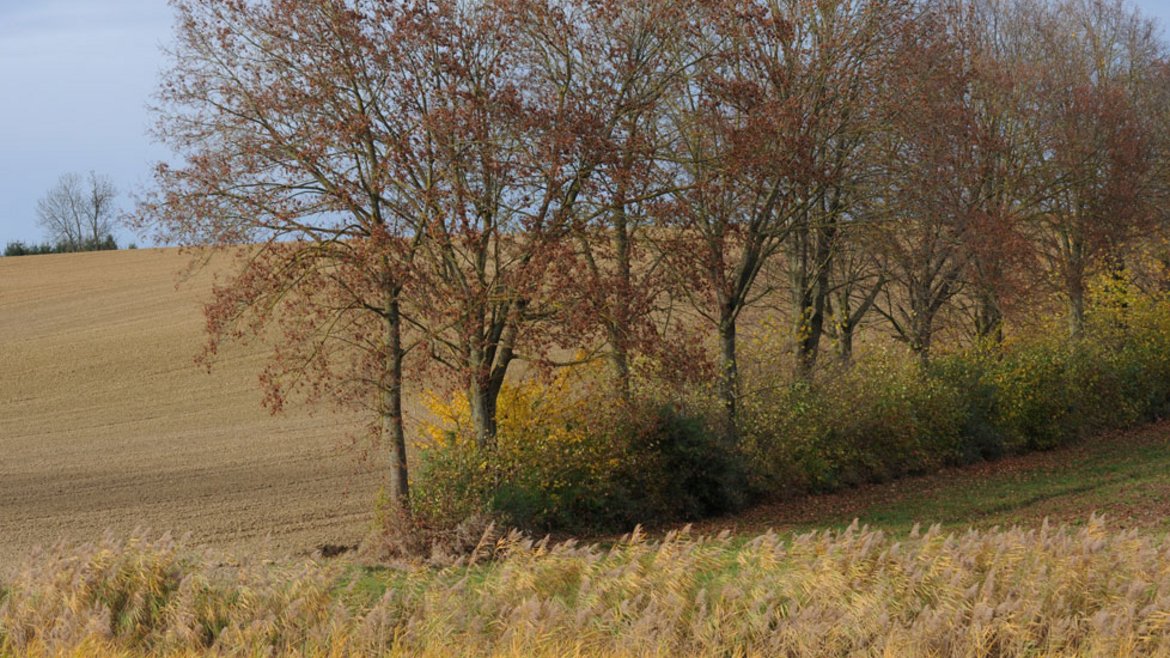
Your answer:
[0,248,382,568]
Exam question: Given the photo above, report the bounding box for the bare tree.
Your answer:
[1022,0,1165,337]
[867,6,981,365]
[779,0,911,379]
[37,171,117,251]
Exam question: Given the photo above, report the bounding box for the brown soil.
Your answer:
[0,249,384,569]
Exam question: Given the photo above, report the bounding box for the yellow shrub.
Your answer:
[420,361,615,477]
[416,361,627,529]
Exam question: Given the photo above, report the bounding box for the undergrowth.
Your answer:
[409,280,1170,536]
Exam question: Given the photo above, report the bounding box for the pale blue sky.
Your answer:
[0,0,171,246]
[0,0,1168,247]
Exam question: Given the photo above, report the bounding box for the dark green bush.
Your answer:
[4,241,54,256]
[3,235,118,257]
[613,404,750,523]
[929,352,1004,462]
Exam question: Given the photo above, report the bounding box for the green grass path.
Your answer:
[692,419,1170,538]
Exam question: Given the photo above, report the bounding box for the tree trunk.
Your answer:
[794,245,831,380]
[912,331,932,367]
[1064,232,1087,339]
[910,296,934,368]
[794,303,824,379]
[974,289,1004,344]
[718,314,740,444]
[611,198,633,403]
[1067,282,1086,339]
[837,323,855,364]
[1065,250,1086,339]
[469,375,501,451]
[791,199,837,380]
[789,215,813,377]
[608,342,631,404]
[382,295,410,511]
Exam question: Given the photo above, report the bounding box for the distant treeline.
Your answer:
[3,235,123,257]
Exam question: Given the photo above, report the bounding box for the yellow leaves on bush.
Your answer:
[419,360,621,488]
[419,389,470,449]
[1087,268,1170,340]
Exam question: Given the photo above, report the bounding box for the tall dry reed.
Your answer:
[4,517,1170,656]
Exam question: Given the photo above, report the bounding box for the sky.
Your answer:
[1,0,1169,248]
[0,0,172,246]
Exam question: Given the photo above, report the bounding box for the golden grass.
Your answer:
[5,519,1170,657]
[0,249,382,570]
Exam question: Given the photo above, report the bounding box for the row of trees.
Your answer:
[3,235,118,257]
[136,0,1170,512]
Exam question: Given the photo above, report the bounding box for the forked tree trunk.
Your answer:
[794,282,828,380]
[830,274,883,366]
[975,289,1004,344]
[909,295,935,368]
[837,324,855,364]
[469,374,502,451]
[466,302,518,452]
[792,213,835,380]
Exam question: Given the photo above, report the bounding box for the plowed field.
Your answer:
[0,249,383,568]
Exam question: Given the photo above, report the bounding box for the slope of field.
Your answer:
[0,248,382,569]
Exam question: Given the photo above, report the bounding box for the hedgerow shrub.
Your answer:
[611,402,749,523]
[3,241,55,256]
[985,336,1079,450]
[741,351,968,493]
[1085,276,1170,423]
[407,277,1170,536]
[412,364,748,533]
[411,365,620,532]
[740,281,1170,501]
[927,350,1004,461]
[984,282,1170,453]
[3,235,118,257]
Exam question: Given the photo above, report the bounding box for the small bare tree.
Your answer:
[36,171,118,252]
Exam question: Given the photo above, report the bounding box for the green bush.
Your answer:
[742,353,968,493]
[4,241,55,256]
[3,235,118,257]
[741,292,1170,501]
[611,404,750,523]
[985,338,1077,450]
[929,351,1004,462]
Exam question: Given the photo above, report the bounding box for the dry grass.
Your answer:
[0,249,383,570]
[5,518,1170,657]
